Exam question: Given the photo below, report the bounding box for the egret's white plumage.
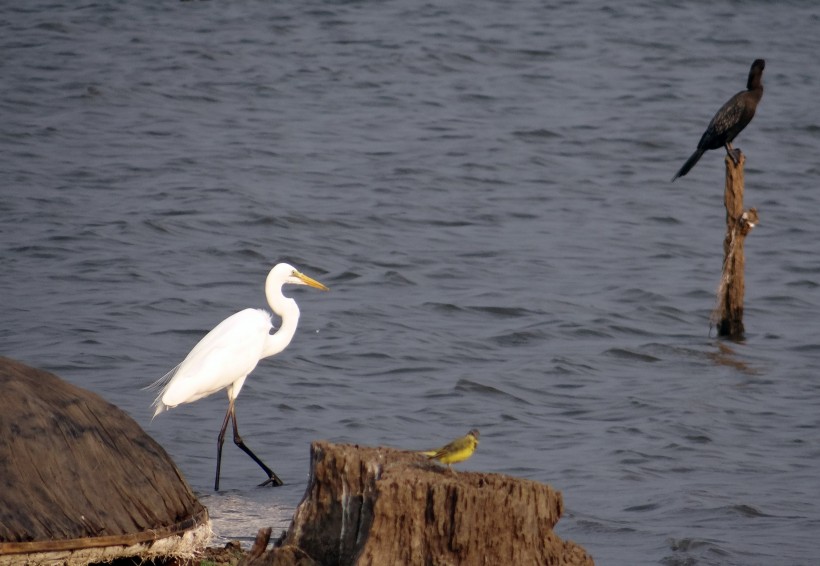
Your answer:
[154,308,280,413]
[150,262,328,490]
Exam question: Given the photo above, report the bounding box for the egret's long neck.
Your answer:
[262,287,301,359]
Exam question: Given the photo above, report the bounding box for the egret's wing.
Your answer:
[178,310,268,371]
[152,308,272,412]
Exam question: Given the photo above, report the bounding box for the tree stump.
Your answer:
[242,441,594,566]
[713,151,759,339]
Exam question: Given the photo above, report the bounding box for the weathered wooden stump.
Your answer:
[0,357,210,565]
[240,441,594,566]
[712,151,759,339]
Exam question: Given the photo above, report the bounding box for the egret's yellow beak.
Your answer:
[295,270,329,291]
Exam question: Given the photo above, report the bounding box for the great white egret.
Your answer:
[150,262,329,491]
[421,429,480,469]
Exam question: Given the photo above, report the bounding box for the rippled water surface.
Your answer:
[3,1,820,564]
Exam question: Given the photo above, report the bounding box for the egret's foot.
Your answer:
[258,474,284,487]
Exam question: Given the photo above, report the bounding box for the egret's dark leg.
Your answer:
[230,406,284,487]
[214,401,233,491]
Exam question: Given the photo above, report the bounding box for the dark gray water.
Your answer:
[3,1,820,564]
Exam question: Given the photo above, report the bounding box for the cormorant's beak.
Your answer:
[295,271,329,291]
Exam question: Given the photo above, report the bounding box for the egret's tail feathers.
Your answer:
[143,363,181,419]
[151,401,169,420]
[143,363,181,391]
[672,148,705,181]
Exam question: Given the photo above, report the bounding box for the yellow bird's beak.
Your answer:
[295,270,329,291]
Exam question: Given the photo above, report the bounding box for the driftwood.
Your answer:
[239,441,594,566]
[713,151,759,339]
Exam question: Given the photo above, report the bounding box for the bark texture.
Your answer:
[244,441,594,566]
[715,152,758,339]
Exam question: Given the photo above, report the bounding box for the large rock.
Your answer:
[243,441,593,565]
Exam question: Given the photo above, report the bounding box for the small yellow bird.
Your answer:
[422,429,480,469]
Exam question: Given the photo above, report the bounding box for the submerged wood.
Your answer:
[713,152,759,339]
[241,441,594,566]
[0,357,210,565]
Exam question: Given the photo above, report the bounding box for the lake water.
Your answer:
[2,1,819,564]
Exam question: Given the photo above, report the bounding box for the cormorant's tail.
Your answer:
[672,148,705,181]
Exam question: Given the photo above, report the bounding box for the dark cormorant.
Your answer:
[672,59,765,181]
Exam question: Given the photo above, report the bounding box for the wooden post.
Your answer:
[712,151,759,339]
